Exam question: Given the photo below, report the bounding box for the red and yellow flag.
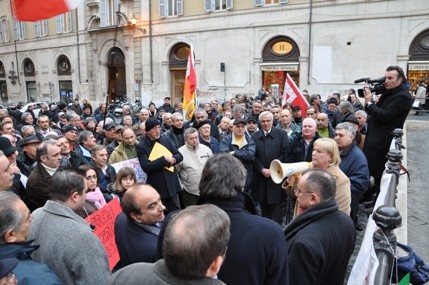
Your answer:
[183,46,196,121]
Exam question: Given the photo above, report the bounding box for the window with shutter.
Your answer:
[160,0,183,18]
[65,12,72,32]
[204,0,214,12]
[34,22,40,37]
[42,20,48,36]
[113,0,120,25]
[177,0,183,15]
[160,0,166,18]
[56,15,63,33]
[0,18,8,43]
[254,0,263,7]
[100,0,107,27]
[13,18,25,40]
[36,20,48,37]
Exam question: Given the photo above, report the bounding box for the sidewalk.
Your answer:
[404,115,429,264]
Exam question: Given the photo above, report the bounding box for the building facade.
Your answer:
[0,0,429,107]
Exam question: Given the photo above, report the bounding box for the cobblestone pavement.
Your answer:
[405,114,429,264]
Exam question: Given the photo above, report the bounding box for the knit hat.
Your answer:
[83,104,91,110]
[0,137,18,156]
[145,118,161,132]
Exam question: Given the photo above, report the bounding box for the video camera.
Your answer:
[355,76,386,97]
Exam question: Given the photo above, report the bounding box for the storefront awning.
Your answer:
[408,62,429,70]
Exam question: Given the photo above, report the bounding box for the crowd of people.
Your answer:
[0,65,413,285]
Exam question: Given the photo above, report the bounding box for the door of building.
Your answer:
[171,70,186,105]
[59,80,73,103]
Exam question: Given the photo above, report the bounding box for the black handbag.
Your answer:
[391,242,429,285]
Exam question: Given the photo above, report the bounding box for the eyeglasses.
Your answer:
[294,188,313,195]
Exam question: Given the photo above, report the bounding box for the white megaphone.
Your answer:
[269,160,312,184]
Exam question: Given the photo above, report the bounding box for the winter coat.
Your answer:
[0,240,63,285]
[29,200,110,285]
[136,136,183,199]
[252,127,289,203]
[285,199,356,285]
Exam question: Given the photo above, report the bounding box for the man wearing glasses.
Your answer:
[284,169,356,285]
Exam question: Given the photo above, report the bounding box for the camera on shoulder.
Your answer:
[355,77,386,97]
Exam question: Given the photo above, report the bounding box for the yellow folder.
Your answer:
[148,142,174,172]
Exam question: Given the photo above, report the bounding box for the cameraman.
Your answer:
[362,66,412,203]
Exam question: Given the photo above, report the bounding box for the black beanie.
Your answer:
[145,118,161,132]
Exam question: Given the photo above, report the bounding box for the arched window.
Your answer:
[57,55,71,75]
[23,58,35,76]
[169,42,190,69]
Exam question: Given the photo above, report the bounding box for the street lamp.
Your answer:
[129,15,146,34]
[130,15,137,26]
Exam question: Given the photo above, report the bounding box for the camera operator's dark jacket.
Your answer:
[363,84,412,181]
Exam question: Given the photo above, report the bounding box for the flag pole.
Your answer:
[103,6,121,132]
[183,45,197,122]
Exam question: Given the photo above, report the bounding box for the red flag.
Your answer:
[183,46,196,121]
[282,73,309,116]
[13,0,84,22]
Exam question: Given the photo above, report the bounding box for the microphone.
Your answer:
[354,77,369,84]
[367,77,386,84]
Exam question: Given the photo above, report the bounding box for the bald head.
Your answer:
[316,113,329,129]
[121,184,165,225]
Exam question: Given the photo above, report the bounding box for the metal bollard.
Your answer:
[373,129,404,285]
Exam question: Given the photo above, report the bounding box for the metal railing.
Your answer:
[373,128,404,285]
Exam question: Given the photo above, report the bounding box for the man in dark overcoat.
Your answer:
[285,169,356,285]
[251,111,289,225]
[136,118,183,212]
[362,65,412,201]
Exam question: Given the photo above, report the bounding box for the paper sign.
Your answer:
[85,198,122,270]
[111,158,147,183]
[148,142,174,172]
